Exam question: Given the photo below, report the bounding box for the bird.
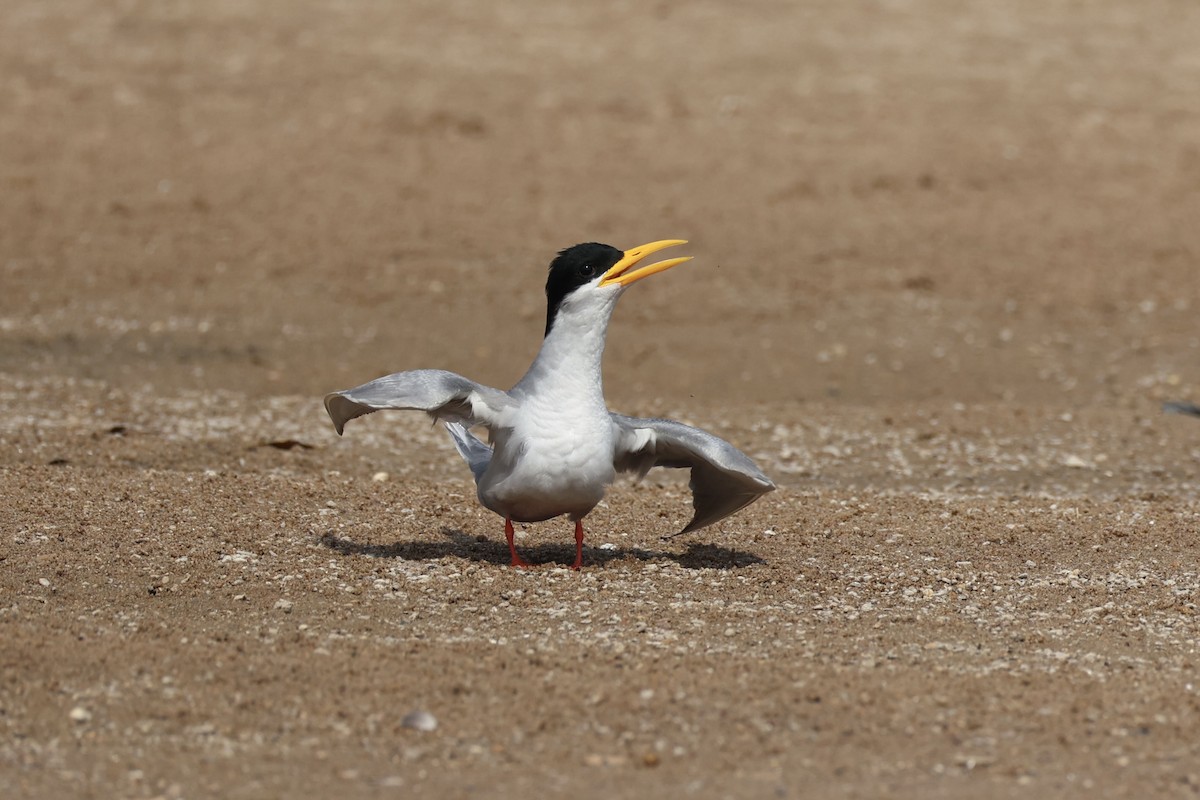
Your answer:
[323,239,775,569]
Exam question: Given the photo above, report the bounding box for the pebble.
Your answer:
[400,710,438,732]
[372,472,390,482]
[274,599,294,613]
[584,753,627,767]
[69,706,92,723]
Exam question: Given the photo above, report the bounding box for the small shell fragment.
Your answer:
[400,710,438,732]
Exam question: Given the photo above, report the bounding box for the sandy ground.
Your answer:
[3,1,1200,797]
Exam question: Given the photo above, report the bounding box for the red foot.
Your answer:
[570,519,585,571]
[504,518,586,570]
[505,518,534,568]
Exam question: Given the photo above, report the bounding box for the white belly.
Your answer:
[477,406,616,522]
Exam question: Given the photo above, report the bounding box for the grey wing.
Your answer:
[612,414,776,535]
[442,421,492,482]
[323,369,514,435]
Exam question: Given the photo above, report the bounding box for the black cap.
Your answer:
[544,243,623,336]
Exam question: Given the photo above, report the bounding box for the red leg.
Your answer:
[570,519,585,571]
[505,517,533,568]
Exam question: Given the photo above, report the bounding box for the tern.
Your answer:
[324,239,775,569]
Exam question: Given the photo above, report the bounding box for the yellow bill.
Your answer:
[599,239,692,288]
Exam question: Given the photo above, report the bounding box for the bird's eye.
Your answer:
[579,263,595,278]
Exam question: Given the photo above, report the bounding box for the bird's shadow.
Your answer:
[318,527,764,571]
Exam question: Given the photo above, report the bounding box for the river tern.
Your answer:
[324,239,775,569]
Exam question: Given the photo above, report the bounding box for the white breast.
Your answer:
[477,392,617,523]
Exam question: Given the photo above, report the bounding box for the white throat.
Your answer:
[510,287,620,404]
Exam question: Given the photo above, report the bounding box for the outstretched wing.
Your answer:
[323,369,515,435]
[611,414,775,535]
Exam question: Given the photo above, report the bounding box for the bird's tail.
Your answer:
[443,422,492,482]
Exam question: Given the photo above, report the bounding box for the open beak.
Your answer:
[598,239,692,288]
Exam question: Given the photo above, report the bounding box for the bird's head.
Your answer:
[543,239,691,337]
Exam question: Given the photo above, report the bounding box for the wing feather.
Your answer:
[323,369,513,435]
[612,414,775,535]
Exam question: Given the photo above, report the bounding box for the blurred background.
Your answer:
[2,0,1198,414]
